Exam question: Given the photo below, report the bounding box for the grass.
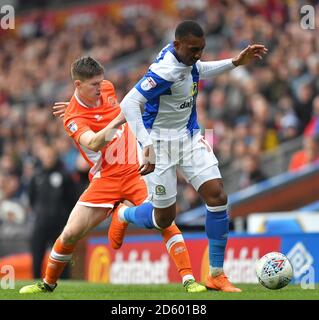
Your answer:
[0,280,318,300]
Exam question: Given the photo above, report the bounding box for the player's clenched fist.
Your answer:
[139,145,156,176]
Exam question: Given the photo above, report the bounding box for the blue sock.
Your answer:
[123,202,155,229]
[205,206,229,269]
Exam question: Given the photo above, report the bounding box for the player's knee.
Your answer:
[60,228,79,246]
[206,189,228,207]
[154,207,176,229]
[157,217,174,229]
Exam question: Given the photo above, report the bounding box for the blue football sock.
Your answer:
[205,205,229,269]
[123,202,155,229]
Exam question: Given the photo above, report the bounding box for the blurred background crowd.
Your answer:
[1,0,319,268]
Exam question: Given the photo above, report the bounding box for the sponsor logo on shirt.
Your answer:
[141,77,157,91]
[94,114,103,121]
[67,121,78,133]
[179,96,194,109]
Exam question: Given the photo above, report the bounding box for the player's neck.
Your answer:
[75,90,101,108]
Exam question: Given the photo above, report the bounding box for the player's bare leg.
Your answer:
[19,204,111,293]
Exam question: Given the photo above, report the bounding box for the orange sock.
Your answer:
[44,238,75,286]
[161,224,193,282]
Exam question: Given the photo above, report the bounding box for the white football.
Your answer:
[255,252,293,290]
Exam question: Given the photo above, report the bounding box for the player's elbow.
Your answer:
[88,146,100,152]
[119,100,129,115]
[120,88,145,115]
[86,136,104,152]
[81,133,104,152]
[79,131,104,152]
[88,142,102,152]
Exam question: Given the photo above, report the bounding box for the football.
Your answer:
[255,252,294,290]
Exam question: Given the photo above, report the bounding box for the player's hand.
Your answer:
[52,102,69,118]
[139,145,156,176]
[232,44,268,66]
[113,112,127,127]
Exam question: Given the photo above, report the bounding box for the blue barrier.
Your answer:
[265,219,303,234]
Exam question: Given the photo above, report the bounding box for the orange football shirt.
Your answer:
[63,80,140,180]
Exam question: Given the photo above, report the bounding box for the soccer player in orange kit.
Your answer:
[19,56,206,294]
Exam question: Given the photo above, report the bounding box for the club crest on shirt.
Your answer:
[108,96,119,107]
[141,77,157,91]
[67,120,78,133]
[155,185,166,195]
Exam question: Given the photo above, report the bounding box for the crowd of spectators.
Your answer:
[1,0,319,254]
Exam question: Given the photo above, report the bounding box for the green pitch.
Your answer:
[0,280,318,300]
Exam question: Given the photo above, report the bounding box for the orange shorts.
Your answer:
[78,171,148,209]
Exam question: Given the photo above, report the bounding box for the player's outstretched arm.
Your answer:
[231,44,268,66]
[196,44,267,79]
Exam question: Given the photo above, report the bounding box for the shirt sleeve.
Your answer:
[64,118,91,143]
[196,59,235,79]
[135,70,173,101]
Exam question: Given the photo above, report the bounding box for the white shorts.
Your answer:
[146,134,221,208]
